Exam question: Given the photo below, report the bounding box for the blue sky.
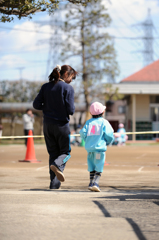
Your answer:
[0,0,159,83]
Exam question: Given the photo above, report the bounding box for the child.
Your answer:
[80,102,114,192]
[116,123,128,146]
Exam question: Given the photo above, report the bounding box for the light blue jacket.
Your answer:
[80,117,114,152]
[117,128,126,142]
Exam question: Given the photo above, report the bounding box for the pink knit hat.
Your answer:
[90,102,106,115]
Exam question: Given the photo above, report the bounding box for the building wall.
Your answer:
[106,100,126,122]
[126,94,151,133]
[136,95,150,121]
[126,95,150,122]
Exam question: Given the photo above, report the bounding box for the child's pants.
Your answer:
[87,152,105,173]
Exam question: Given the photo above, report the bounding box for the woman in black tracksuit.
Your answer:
[33,65,77,189]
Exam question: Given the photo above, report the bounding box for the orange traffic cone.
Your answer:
[104,162,110,166]
[19,130,40,163]
[104,157,109,166]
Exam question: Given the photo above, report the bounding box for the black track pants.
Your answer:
[43,121,71,184]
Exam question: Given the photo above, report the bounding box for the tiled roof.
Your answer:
[121,59,159,82]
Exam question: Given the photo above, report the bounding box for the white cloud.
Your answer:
[106,0,159,23]
[0,0,159,82]
[0,19,53,80]
[0,55,27,69]
[0,21,51,53]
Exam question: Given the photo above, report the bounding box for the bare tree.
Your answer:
[61,0,119,120]
[1,80,43,102]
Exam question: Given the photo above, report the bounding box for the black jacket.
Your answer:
[33,80,75,124]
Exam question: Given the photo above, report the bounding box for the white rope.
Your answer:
[0,131,159,139]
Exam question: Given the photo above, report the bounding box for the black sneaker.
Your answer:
[50,179,61,189]
[50,184,61,189]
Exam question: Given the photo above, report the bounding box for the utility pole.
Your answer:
[17,67,25,81]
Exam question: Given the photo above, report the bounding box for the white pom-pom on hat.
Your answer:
[56,64,61,72]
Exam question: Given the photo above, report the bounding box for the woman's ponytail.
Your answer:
[48,64,77,83]
[48,65,61,83]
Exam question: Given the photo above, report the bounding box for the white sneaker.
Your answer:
[92,183,101,192]
[88,183,93,191]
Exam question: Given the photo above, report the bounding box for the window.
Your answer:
[106,101,114,112]
[118,106,126,114]
[150,107,159,121]
[150,95,159,104]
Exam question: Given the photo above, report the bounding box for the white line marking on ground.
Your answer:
[136,153,147,159]
[36,165,48,171]
[138,166,144,172]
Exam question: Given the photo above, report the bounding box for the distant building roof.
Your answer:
[121,59,159,83]
[113,83,159,95]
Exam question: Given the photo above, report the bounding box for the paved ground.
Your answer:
[0,144,159,240]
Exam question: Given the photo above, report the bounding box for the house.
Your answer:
[104,99,126,133]
[113,59,159,140]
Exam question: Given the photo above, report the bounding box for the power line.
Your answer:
[0,59,146,72]
[109,25,159,29]
[1,26,159,40]
[108,6,146,55]
[0,48,48,54]
[116,0,141,30]
[109,2,159,61]
[153,25,159,54]
[112,36,159,39]
[0,62,48,71]
[0,25,51,34]
[1,24,159,39]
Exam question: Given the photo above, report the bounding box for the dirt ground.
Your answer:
[0,144,159,240]
[0,144,159,190]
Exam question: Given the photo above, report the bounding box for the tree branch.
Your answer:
[0,7,42,16]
